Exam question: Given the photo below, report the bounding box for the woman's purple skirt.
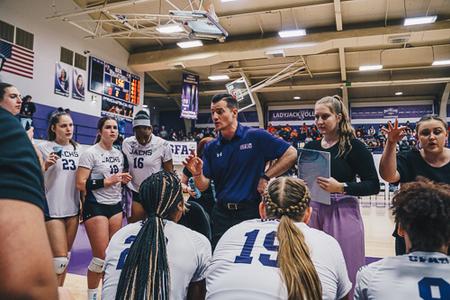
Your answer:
[309,194,364,296]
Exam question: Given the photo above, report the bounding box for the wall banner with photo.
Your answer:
[54,62,70,97]
[180,72,199,120]
[101,95,134,122]
[72,68,86,101]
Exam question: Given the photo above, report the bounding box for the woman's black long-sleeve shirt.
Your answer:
[304,139,380,196]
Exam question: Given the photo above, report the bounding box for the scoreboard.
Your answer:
[88,56,140,105]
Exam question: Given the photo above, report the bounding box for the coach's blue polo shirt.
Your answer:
[202,123,290,204]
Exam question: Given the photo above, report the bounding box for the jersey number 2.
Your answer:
[116,235,137,270]
[234,229,278,267]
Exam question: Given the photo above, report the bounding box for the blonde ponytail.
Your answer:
[264,177,322,300]
[278,215,322,300]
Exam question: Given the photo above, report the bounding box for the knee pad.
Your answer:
[53,256,69,275]
[88,257,104,273]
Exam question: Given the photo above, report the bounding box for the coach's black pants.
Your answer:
[211,201,260,249]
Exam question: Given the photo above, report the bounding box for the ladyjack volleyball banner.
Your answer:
[72,68,86,101]
[54,62,70,97]
[267,108,315,125]
[180,72,199,120]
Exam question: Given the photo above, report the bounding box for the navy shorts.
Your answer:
[82,201,122,221]
[131,190,141,203]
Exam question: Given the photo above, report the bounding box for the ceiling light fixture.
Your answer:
[177,40,203,48]
[156,23,184,34]
[395,92,403,96]
[278,29,306,38]
[293,96,301,100]
[359,64,383,71]
[404,15,437,26]
[432,59,450,66]
[208,75,230,81]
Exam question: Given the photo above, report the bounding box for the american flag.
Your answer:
[0,39,34,79]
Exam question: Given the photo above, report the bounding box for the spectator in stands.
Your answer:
[379,116,450,255]
[267,122,277,134]
[19,94,35,130]
[0,82,58,299]
[159,125,168,139]
[354,179,449,299]
[368,125,376,137]
[304,95,380,295]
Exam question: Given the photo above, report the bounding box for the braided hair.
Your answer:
[263,177,322,300]
[115,170,184,300]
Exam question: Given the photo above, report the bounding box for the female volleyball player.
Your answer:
[102,170,211,300]
[207,177,351,300]
[76,116,131,300]
[38,108,80,285]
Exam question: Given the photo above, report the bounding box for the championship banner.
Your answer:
[168,141,197,165]
[72,68,86,101]
[180,73,199,120]
[350,104,433,123]
[54,62,70,97]
[101,95,134,122]
[226,77,255,112]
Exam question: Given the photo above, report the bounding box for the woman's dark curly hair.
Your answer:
[392,177,450,252]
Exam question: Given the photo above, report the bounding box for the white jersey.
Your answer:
[103,220,211,300]
[38,141,81,217]
[78,144,124,205]
[355,251,450,300]
[122,135,172,192]
[207,219,351,300]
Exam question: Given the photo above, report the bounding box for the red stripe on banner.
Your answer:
[7,57,33,71]
[3,63,34,76]
[2,66,33,79]
[12,51,34,63]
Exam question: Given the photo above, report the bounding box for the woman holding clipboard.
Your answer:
[304,95,380,295]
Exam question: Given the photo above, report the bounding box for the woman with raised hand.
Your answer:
[102,170,211,300]
[207,177,351,300]
[304,95,380,294]
[38,108,80,286]
[379,115,450,255]
[76,116,132,300]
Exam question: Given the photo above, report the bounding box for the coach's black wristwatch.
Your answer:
[260,173,271,181]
